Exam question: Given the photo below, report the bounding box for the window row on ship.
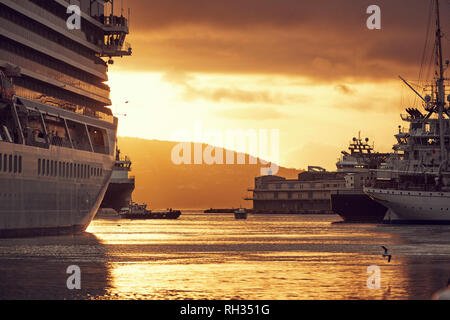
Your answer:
[0,35,109,95]
[0,103,112,155]
[0,153,22,174]
[0,3,104,69]
[13,77,113,123]
[37,158,103,180]
[0,152,104,181]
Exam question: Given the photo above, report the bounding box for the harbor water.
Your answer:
[0,212,449,300]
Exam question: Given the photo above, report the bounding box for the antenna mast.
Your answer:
[435,0,447,165]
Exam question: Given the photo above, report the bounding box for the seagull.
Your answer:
[381,246,392,263]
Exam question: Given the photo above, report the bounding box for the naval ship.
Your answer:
[331,135,390,222]
[100,146,135,212]
[0,0,132,237]
[365,0,450,224]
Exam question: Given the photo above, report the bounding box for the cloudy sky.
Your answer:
[107,0,450,170]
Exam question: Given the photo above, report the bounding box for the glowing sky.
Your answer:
[107,0,450,170]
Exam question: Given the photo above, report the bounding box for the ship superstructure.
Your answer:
[0,0,132,237]
[100,146,135,212]
[365,0,450,224]
[331,135,390,222]
[336,134,389,173]
[247,167,346,214]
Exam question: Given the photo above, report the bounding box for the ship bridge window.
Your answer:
[66,120,92,152]
[43,115,72,148]
[88,126,109,154]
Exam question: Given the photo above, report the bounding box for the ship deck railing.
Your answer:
[368,182,444,192]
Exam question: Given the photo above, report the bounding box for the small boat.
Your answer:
[234,208,248,220]
[120,202,181,220]
[204,208,235,213]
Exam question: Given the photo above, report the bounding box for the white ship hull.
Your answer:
[364,187,450,224]
[0,97,117,237]
[0,138,114,237]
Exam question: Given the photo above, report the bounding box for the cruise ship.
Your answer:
[365,0,450,224]
[0,0,132,237]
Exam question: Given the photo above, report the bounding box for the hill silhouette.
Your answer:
[116,137,303,209]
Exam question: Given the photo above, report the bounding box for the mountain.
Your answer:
[116,137,303,209]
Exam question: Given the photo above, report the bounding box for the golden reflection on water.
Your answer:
[86,213,450,300]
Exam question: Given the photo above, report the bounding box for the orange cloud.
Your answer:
[119,0,449,82]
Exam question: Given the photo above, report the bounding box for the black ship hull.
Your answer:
[331,191,388,223]
[100,180,135,212]
[121,211,181,220]
[234,212,248,219]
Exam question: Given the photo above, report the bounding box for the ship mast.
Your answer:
[435,0,447,166]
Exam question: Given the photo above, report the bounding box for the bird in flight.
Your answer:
[381,246,392,263]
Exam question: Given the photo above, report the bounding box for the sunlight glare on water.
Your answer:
[88,212,450,300]
[1,212,450,300]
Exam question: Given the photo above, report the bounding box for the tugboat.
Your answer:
[119,202,181,220]
[234,207,248,220]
